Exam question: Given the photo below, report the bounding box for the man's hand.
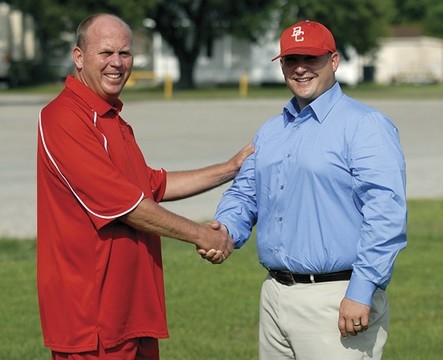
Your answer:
[338,297,371,338]
[197,220,232,264]
[228,142,254,171]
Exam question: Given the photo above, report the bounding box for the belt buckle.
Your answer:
[309,274,315,284]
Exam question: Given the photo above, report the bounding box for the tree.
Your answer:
[423,3,443,38]
[114,0,396,87]
[7,0,280,88]
[7,0,398,88]
[278,0,396,59]
[391,0,432,25]
[391,0,443,38]
[6,0,123,81]
[114,0,280,89]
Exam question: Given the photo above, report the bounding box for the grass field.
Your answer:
[0,199,442,359]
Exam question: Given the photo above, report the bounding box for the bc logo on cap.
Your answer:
[291,26,304,42]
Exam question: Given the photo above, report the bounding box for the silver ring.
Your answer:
[353,322,361,327]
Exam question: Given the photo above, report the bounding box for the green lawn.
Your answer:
[0,199,442,359]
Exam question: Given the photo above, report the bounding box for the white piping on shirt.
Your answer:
[38,109,144,220]
[93,111,108,153]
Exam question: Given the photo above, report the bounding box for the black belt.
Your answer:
[268,269,352,286]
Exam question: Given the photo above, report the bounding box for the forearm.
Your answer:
[163,162,237,201]
[163,142,253,201]
[121,198,207,249]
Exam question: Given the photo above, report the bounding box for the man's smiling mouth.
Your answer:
[105,73,122,79]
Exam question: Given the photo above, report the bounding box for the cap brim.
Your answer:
[271,47,331,61]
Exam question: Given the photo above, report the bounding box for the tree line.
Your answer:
[4,0,443,88]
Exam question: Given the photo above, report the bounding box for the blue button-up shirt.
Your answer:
[215,82,407,306]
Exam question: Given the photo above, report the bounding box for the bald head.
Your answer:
[75,14,132,51]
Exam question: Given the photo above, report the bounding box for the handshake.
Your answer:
[196,220,234,264]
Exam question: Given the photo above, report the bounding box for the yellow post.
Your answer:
[164,75,173,99]
[126,73,136,87]
[239,72,248,98]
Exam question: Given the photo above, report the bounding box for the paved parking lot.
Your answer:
[1,94,442,238]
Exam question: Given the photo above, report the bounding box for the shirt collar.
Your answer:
[65,75,123,116]
[283,81,344,126]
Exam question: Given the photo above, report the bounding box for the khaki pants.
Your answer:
[259,274,389,360]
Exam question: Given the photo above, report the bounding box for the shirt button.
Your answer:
[277,216,283,222]
[280,185,284,190]
[297,125,301,130]
[286,153,291,158]
[274,249,279,254]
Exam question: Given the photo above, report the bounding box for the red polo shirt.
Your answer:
[37,75,169,352]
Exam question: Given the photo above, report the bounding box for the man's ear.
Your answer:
[331,52,340,73]
[73,47,83,70]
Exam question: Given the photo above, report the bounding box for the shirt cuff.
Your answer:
[345,273,378,306]
[221,224,238,249]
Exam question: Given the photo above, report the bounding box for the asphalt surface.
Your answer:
[1,94,442,238]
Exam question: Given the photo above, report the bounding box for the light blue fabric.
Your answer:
[215,82,407,306]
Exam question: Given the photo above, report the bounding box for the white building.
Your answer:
[374,36,443,84]
[150,32,361,86]
[0,2,39,86]
[133,28,443,87]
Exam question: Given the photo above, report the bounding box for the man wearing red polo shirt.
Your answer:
[37,13,252,359]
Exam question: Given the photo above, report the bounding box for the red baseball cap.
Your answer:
[272,20,336,61]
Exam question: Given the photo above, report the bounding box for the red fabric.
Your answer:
[37,76,169,353]
[51,337,159,360]
[272,20,336,60]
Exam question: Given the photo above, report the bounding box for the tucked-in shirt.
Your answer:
[37,75,169,352]
[215,82,407,306]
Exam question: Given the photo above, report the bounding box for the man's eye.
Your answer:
[284,58,297,64]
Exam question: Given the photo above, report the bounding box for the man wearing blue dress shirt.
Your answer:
[206,20,407,359]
